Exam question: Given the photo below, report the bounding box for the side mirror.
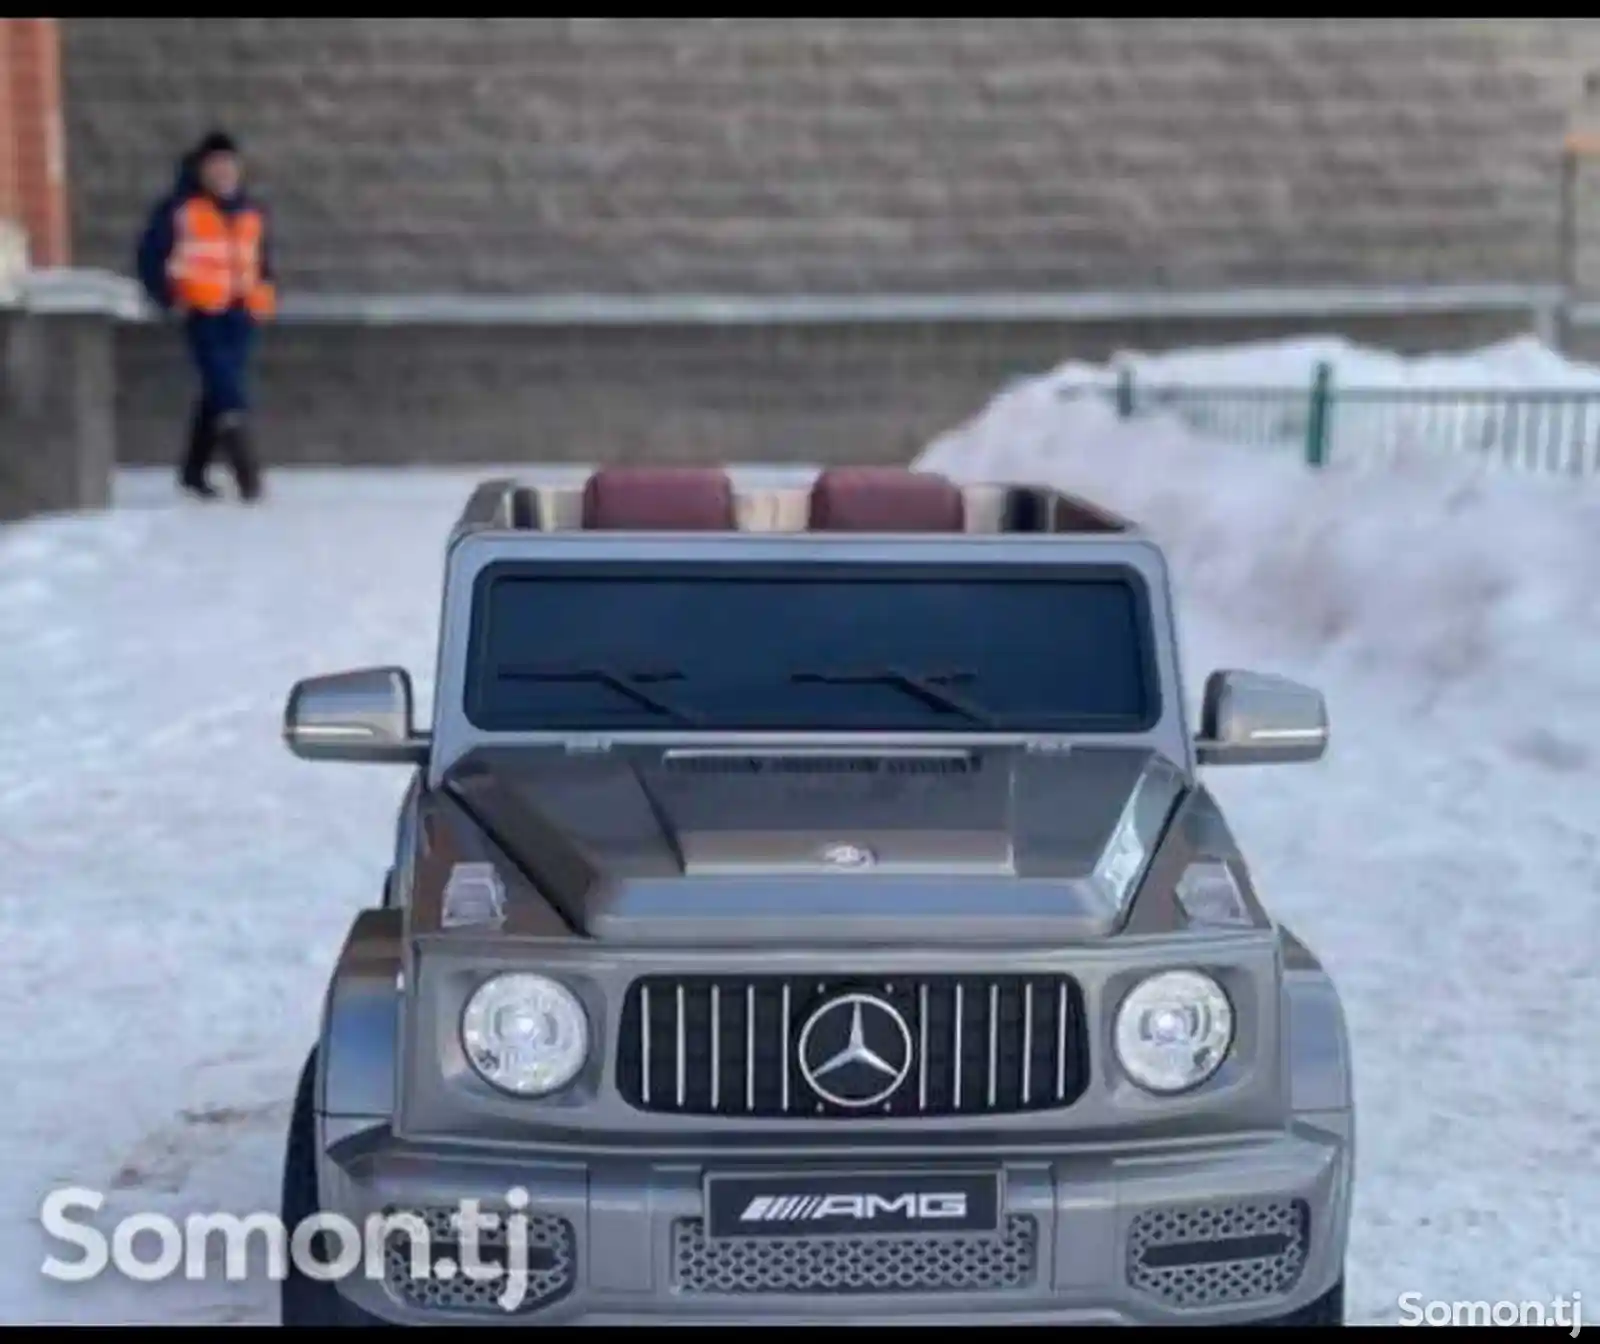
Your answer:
[283,667,429,766]
[1196,670,1328,767]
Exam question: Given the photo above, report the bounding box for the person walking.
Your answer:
[136,130,276,501]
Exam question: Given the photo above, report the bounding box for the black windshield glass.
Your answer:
[464,562,1160,733]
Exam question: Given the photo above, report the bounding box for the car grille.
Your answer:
[672,1214,1039,1296]
[379,1205,576,1317]
[1127,1199,1310,1310]
[616,974,1089,1118]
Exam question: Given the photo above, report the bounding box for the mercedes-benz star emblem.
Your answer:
[821,843,876,870]
[796,993,914,1109]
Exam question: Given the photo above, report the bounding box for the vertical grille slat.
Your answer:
[1021,984,1034,1106]
[709,986,721,1111]
[744,986,756,1114]
[917,984,930,1112]
[640,986,652,1107]
[675,985,687,1109]
[1055,982,1068,1102]
[986,984,1000,1109]
[952,985,965,1111]
[617,975,1090,1120]
[780,984,792,1115]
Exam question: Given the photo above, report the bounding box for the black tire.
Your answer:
[1269,1279,1345,1326]
[279,1048,381,1326]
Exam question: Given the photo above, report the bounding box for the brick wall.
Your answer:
[1,19,68,267]
[58,19,1600,296]
[55,20,1600,474]
[0,23,15,238]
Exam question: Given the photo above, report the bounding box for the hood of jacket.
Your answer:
[168,149,256,215]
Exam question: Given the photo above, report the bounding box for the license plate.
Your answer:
[704,1169,1002,1241]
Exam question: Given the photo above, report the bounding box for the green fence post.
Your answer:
[1305,362,1333,469]
[1116,366,1136,420]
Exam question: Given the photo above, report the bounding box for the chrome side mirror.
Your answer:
[283,667,429,766]
[1196,670,1328,767]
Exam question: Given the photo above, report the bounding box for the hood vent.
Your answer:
[659,752,980,778]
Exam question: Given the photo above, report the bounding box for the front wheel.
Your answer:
[1264,1279,1345,1326]
[279,1048,381,1326]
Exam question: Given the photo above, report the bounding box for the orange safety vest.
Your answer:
[166,196,277,319]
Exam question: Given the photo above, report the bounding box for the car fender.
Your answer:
[315,908,404,1120]
[1279,928,1353,1117]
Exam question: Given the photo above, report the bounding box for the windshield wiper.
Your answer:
[789,668,998,728]
[495,664,704,726]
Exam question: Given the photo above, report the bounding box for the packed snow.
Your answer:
[1,335,1596,1325]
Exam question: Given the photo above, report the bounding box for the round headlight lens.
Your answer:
[460,974,590,1097]
[1114,970,1234,1095]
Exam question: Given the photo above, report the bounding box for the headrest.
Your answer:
[508,486,541,530]
[1000,485,1124,535]
[582,466,737,531]
[808,467,966,532]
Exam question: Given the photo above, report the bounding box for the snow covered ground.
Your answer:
[2,335,1597,1324]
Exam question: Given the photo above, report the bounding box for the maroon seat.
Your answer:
[582,466,737,531]
[807,467,965,532]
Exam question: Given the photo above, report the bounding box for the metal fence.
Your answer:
[1066,363,1600,477]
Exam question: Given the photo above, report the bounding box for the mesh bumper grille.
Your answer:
[672,1215,1038,1296]
[380,1205,576,1316]
[1127,1199,1310,1310]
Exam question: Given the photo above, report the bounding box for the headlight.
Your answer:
[460,974,590,1098]
[1114,970,1234,1095]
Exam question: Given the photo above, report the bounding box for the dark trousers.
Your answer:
[179,309,261,495]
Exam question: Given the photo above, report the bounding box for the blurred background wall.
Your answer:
[31,18,1600,465]
[59,18,1600,293]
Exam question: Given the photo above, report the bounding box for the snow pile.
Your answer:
[920,378,1600,716]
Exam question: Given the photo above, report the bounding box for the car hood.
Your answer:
[438,744,1188,945]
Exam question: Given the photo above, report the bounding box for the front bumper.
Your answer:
[319,1114,1351,1326]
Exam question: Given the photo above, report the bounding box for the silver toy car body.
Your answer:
[278,465,1351,1327]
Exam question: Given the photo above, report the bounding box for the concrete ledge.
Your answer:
[17,266,147,320]
[204,283,1570,330]
[19,269,1563,332]
[5,269,1562,331]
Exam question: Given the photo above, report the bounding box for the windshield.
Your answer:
[463,561,1161,734]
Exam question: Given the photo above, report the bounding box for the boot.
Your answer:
[178,406,219,500]
[216,417,264,502]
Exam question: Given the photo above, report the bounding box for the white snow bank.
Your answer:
[920,381,1600,718]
